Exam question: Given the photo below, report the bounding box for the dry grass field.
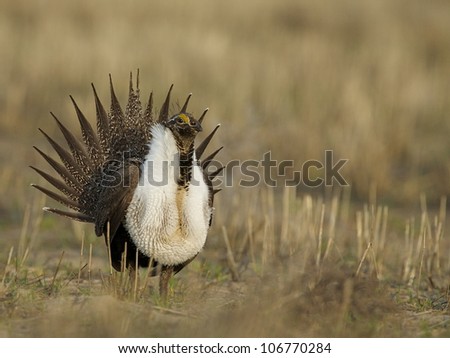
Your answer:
[0,0,449,337]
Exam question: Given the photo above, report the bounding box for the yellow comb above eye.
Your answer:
[178,114,190,124]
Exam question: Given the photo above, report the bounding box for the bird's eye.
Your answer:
[176,117,184,124]
[189,120,195,126]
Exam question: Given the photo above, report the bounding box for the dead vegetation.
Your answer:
[1,186,448,337]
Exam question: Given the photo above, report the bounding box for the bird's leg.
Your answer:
[159,265,174,301]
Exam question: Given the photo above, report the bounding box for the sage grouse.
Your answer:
[31,73,222,298]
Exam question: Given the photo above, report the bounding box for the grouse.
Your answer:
[31,72,223,299]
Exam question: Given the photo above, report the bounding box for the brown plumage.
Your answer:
[31,72,222,299]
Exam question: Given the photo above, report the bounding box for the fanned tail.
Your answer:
[32,72,222,230]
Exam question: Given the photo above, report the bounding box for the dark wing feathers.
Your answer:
[143,91,154,127]
[51,112,93,172]
[30,165,79,199]
[196,124,220,159]
[102,163,140,238]
[70,95,101,164]
[125,72,142,131]
[33,75,222,243]
[198,108,209,124]
[108,75,127,152]
[32,146,82,192]
[43,207,94,223]
[181,93,192,113]
[201,146,224,170]
[91,83,109,153]
[124,73,148,159]
[158,84,173,123]
[36,130,86,187]
[32,184,81,211]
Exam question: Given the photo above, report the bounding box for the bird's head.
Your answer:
[165,113,202,150]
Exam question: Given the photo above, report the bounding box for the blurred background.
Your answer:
[0,0,449,337]
[1,0,449,206]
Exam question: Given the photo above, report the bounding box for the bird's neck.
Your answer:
[177,143,195,187]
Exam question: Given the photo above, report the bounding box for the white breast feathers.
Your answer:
[124,123,211,265]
